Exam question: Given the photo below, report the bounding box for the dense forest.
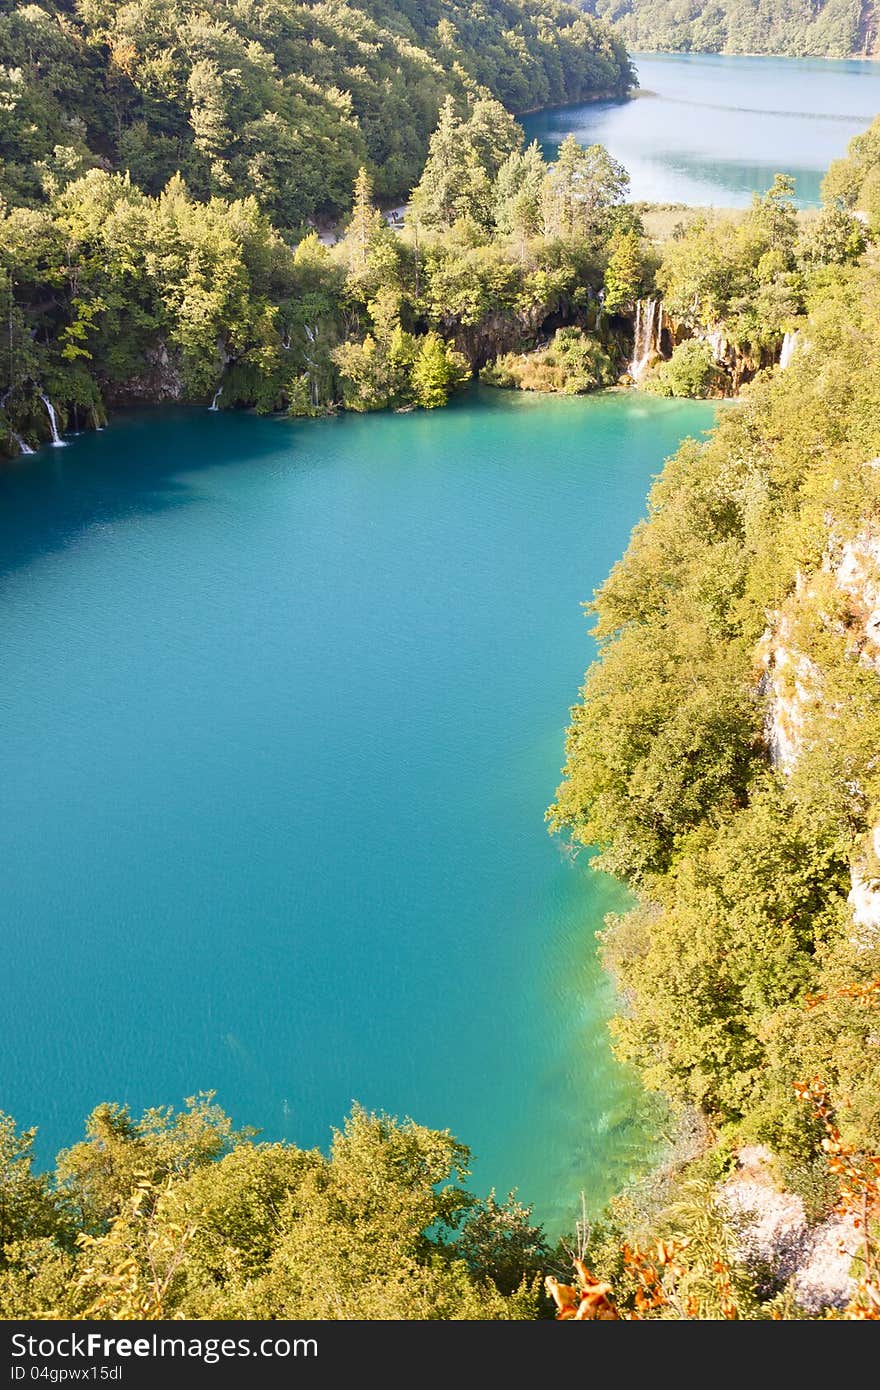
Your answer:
[585,0,879,58]
[1,85,874,453]
[547,123,880,1317]
[0,0,632,222]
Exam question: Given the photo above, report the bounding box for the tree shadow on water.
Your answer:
[0,406,301,585]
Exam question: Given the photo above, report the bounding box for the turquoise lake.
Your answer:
[0,390,715,1229]
[522,51,880,207]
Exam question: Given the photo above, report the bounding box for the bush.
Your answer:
[480,328,615,394]
[646,340,722,398]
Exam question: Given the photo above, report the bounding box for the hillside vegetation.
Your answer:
[0,0,632,225]
[585,0,879,57]
[3,2,880,1320]
[546,126,880,1315]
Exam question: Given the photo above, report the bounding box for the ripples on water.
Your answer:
[521,52,880,207]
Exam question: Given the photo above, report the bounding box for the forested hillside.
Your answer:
[3,123,880,1313]
[585,0,879,58]
[2,88,872,454]
[547,127,880,1317]
[0,0,632,225]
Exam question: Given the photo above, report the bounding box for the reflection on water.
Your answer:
[521,51,880,207]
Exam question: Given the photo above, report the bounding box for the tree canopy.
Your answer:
[0,0,632,225]
[584,0,878,58]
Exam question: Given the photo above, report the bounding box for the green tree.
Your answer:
[343,166,382,278]
[0,1116,64,1257]
[411,330,470,408]
[646,339,721,398]
[603,227,643,313]
[542,136,628,241]
[411,96,492,231]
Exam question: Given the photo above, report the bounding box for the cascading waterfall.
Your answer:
[779,330,799,370]
[629,298,659,383]
[304,325,319,408]
[209,386,223,411]
[39,394,65,446]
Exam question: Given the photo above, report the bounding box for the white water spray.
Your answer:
[779,330,799,370]
[12,432,34,455]
[209,386,223,411]
[629,298,659,383]
[39,394,65,446]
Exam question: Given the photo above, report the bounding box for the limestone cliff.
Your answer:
[759,516,880,944]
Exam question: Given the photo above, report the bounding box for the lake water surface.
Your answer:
[522,52,880,207]
[0,391,715,1229]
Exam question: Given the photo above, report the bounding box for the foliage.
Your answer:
[0,1100,543,1320]
[481,326,615,392]
[0,0,632,224]
[824,115,880,233]
[0,125,659,443]
[585,0,874,59]
[603,227,644,313]
[549,256,880,1163]
[646,339,722,397]
[655,177,804,350]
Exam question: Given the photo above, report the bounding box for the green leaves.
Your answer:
[549,253,880,1156]
[0,1101,542,1320]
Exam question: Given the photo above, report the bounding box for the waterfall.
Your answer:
[779,330,799,370]
[12,432,34,455]
[2,389,36,453]
[629,298,659,383]
[304,326,319,407]
[39,394,65,446]
[209,386,223,411]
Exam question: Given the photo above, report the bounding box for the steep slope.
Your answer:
[585,0,878,57]
[0,0,633,225]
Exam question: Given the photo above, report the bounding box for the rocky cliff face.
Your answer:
[101,341,185,406]
[759,597,823,776]
[759,516,880,945]
[622,300,779,393]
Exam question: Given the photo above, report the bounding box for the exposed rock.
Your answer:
[102,341,184,404]
[641,307,769,393]
[760,525,880,772]
[848,823,880,947]
[721,1145,857,1313]
[834,531,880,671]
[757,593,823,775]
[758,520,880,939]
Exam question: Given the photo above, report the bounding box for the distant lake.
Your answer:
[521,52,880,207]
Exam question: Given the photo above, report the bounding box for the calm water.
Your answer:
[522,52,880,207]
[0,390,715,1229]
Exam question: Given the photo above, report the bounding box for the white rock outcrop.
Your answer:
[759,520,880,940]
[722,1145,858,1314]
